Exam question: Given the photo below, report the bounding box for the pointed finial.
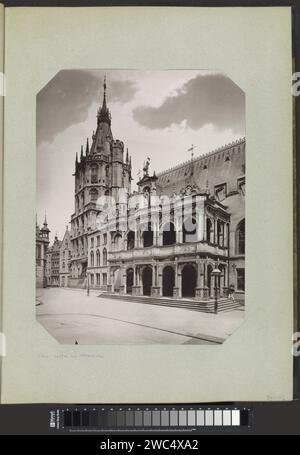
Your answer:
[126,148,129,163]
[97,75,111,125]
[86,137,89,155]
[43,212,48,227]
[76,152,78,163]
[80,145,83,160]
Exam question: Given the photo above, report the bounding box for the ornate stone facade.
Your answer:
[72,81,245,300]
[36,215,50,288]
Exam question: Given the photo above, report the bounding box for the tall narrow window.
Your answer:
[103,248,107,266]
[96,250,100,266]
[206,218,213,243]
[236,219,245,255]
[90,251,94,267]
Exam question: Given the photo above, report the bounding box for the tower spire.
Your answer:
[97,76,111,125]
[86,137,89,155]
[103,74,107,110]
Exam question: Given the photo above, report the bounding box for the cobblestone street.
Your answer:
[36,288,244,345]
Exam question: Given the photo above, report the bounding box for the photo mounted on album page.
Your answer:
[0,6,294,404]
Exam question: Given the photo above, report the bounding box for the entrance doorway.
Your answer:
[142,266,152,296]
[126,268,134,294]
[181,264,197,297]
[162,266,175,297]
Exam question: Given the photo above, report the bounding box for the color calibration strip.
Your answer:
[60,408,250,430]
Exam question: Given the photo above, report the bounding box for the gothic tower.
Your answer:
[69,78,132,283]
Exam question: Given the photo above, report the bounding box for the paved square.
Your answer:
[36,288,244,345]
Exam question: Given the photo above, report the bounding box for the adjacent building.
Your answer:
[47,235,61,286]
[36,216,50,288]
[59,226,72,287]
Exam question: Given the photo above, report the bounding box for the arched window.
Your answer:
[163,222,176,246]
[96,249,100,266]
[127,231,135,250]
[90,188,98,202]
[91,165,98,183]
[217,220,224,246]
[236,219,245,255]
[206,218,213,243]
[102,248,107,266]
[183,217,198,243]
[90,251,94,267]
[105,165,109,178]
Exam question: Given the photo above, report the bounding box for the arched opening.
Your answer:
[90,251,94,267]
[183,217,198,243]
[91,165,98,183]
[162,222,176,246]
[142,266,152,296]
[142,225,153,247]
[96,250,100,266]
[236,219,245,255]
[162,266,175,297]
[127,231,135,250]
[182,264,197,297]
[206,218,213,243]
[126,268,134,294]
[90,188,98,202]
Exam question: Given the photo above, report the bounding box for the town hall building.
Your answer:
[68,80,245,301]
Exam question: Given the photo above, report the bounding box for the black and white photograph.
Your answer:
[36,69,246,345]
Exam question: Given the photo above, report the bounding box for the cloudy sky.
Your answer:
[37,69,245,241]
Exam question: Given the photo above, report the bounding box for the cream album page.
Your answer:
[0,6,293,403]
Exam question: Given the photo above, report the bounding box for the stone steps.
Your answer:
[98,293,243,313]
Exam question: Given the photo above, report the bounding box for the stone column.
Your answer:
[107,266,112,292]
[120,265,126,294]
[202,261,210,300]
[195,261,205,300]
[213,218,217,244]
[111,269,115,293]
[132,264,142,296]
[173,262,182,298]
[151,261,161,297]
[176,218,183,244]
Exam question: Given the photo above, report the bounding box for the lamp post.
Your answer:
[211,266,221,314]
[86,272,90,297]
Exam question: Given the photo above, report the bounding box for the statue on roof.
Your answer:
[143,157,151,176]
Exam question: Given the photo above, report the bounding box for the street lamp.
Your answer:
[211,266,221,314]
[86,272,90,297]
